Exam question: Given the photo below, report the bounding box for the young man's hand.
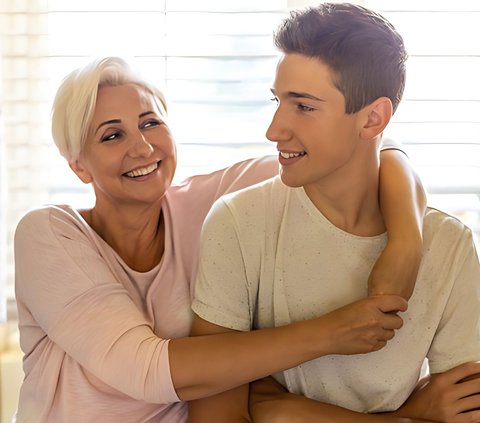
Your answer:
[394,361,480,422]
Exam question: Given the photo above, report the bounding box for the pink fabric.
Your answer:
[14,156,278,423]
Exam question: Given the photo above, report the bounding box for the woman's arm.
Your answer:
[174,294,405,402]
[372,148,427,300]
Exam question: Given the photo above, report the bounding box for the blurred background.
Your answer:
[1,0,479,420]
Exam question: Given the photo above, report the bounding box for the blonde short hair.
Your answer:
[51,57,168,162]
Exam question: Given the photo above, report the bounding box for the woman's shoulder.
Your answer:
[15,204,91,242]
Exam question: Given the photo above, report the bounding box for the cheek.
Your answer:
[158,126,176,153]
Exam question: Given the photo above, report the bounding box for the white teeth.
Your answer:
[125,162,158,178]
[280,151,305,159]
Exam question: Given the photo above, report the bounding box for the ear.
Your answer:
[359,97,393,141]
[69,160,93,184]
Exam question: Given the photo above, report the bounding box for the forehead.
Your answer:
[274,53,339,96]
[93,83,157,118]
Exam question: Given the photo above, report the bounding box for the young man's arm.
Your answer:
[372,147,427,300]
[249,376,435,423]
[249,365,480,423]
[393,362,480,422]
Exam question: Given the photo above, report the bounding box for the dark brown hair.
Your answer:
[274,3,407,113]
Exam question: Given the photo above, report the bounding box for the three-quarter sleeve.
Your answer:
[14,206,179,404]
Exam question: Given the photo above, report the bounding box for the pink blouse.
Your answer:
[14,156,278,423]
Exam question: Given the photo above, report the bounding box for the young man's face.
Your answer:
[267,53,365,190]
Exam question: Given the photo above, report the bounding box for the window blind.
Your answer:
[1,0,479,321]
[0,0,288,320]
[368,0,480,239]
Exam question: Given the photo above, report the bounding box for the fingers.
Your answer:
[373,294,408,313]
[454,378,480,407]
[382,328,396,342]
[439,361,480,385]
[380,312,404,330]
[458,393,480,414]
[365,327,396,352]
[452,409,480,423]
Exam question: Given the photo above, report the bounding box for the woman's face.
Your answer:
[71,83,177,208]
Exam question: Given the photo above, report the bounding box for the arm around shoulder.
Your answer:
[372,147,426,300]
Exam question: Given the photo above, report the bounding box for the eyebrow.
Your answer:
[95,111,155,134]
[271,88,325,102]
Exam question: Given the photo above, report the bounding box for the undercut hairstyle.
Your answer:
[274,2,407,114]
[51,57,168,162]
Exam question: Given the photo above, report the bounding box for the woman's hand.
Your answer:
[395,361,480,422]
[317,294,407,356]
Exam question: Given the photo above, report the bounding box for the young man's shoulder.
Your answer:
[220,174,285,207]
[424,207,473,232]
[203,176,288,237]
[423,206,477,251]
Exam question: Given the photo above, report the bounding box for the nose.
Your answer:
[129,130,154,158]
[265,106,292,144]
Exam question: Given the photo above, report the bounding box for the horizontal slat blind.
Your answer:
[2,0,480,320]
[0,1,287,319]
[360,1,480,238]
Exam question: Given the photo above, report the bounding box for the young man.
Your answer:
[189,3,480,422]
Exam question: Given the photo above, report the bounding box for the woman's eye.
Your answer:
[270,97,279,104]
[142,119,161,129]
[101,132,120,142]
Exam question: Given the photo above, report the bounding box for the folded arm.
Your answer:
[249,376,433,423]
[250,362,480,423]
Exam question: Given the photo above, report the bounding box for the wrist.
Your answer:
[294,318,332,358]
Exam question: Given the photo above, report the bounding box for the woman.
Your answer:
[14,57,424,422]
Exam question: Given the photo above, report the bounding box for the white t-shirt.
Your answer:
[192,175,480,413]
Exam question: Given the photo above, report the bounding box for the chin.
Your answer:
[279,170,305,188]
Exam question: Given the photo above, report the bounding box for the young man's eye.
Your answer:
[270,97,279,105]
[297,103,315,112]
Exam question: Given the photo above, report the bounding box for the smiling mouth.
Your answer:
[279,151,306,159]
[123,161,160,178]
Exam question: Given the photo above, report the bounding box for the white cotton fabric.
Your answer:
[192,175,480,413]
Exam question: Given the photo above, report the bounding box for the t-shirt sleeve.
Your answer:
[380,137,406,154]
[14,207,179,404]
[191,199,255,331]
[427,229,480,373]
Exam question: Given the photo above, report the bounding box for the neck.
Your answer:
[81,199,165,272]
[304,146,384,237]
